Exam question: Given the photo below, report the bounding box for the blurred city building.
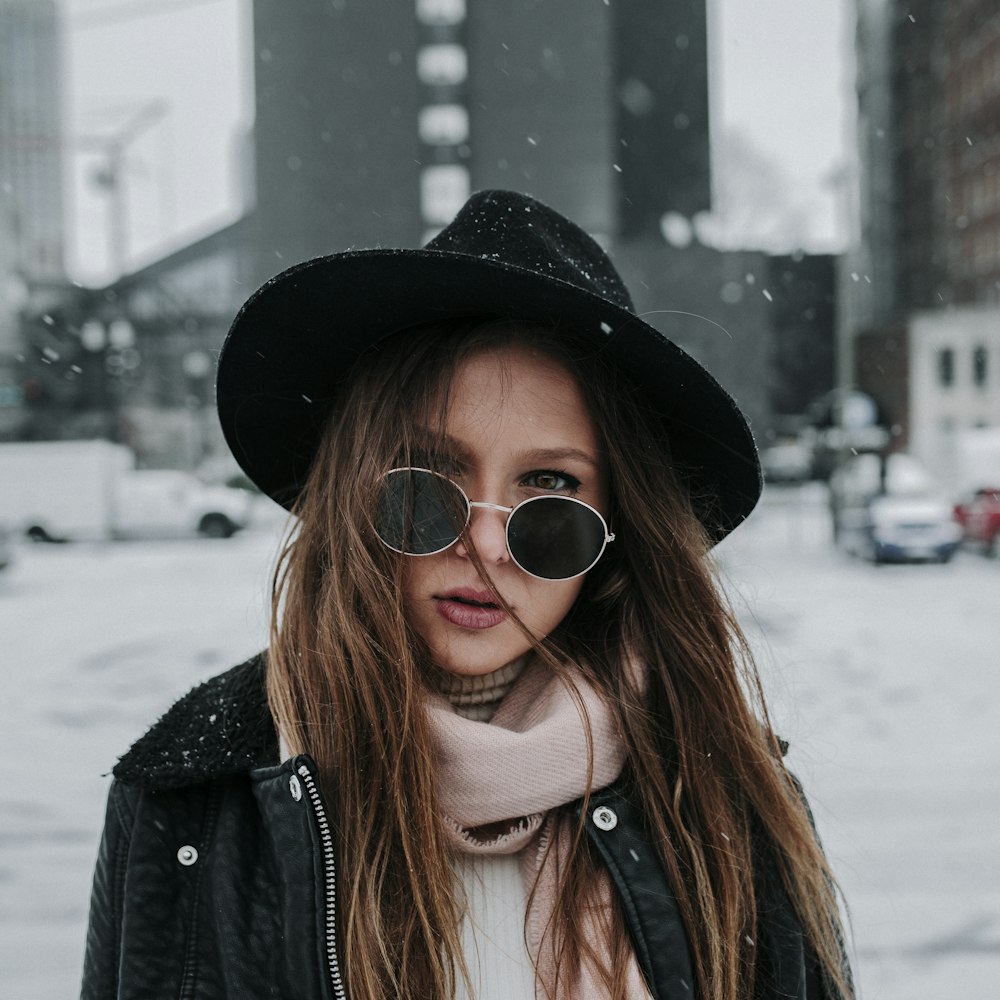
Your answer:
[252,0,710,270]
[17,218,254,469]
[0,0,66,439]
[767,254,838,422]
[849,0,1000,482]
[249,0,807,440]
[907,308,1000,475]
[0,0,65,280]
[10,0,838,470]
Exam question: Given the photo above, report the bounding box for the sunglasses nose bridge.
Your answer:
[456,499,513,564]
[468,500,514,515]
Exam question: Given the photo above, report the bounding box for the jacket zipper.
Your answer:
[297,761,348,1000]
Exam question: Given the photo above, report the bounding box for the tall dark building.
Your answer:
[251,0,711,277]
[465,1,617,237]
[252,0,423,282]
[613,0,710,237]
[0,0,65,439]
[766,254,836,417]
[890,0,950,312]
[248,1,780,437]
[867,0,1000,314]
[464,0,710,240]
[0,0,65,282]
[847,0,1000,463]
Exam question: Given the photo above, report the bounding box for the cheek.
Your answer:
[519,576,586,633]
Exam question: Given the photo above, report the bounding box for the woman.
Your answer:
[82,190,852,1000]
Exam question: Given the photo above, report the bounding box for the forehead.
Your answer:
[437,343,599,455]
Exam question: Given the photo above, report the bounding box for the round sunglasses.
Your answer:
[374,467,615,581]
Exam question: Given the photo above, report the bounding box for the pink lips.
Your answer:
[434,587,508,630]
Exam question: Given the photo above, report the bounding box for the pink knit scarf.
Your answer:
[427,656,652,999]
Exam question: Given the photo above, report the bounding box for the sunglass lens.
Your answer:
[507,497,607,580]
[375,469,467,555]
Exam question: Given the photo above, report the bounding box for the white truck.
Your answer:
[0,440,252,541]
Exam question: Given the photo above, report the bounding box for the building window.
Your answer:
[415,0,465,25]
[418,104,469,145]
[420,165,469,225]
[417,44,467,86]
[937,347,955,387]
[973,345,988,387]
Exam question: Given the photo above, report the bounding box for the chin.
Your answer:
[429,630,534,678]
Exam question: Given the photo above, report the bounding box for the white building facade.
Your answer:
[909,306,1000,490]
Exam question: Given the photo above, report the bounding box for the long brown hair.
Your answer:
[268,319,852,1000]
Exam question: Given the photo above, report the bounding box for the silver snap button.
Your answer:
[177,845,199,866]
[592,806,618,832]
[289,775,302,801]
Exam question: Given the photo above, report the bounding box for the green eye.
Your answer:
[524,470,580,492]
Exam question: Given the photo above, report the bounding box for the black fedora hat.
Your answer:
[217,189,761,541]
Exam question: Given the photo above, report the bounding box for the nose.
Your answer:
[453,502,511,566]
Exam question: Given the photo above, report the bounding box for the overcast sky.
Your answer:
[61,0,853,285]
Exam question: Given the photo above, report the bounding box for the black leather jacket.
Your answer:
[82,656,842,1000]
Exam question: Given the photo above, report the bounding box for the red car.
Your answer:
[954,488,1000,554]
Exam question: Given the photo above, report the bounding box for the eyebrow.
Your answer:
[517,446,601,470]
[413,431,600,470]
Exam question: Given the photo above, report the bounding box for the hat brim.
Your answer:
[216,249,761,541]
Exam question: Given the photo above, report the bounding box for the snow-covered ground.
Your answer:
[718,486,1000,999]
[2,487,997,998]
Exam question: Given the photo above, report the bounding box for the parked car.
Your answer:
[833,454,961,563]
[953,487,1000,555]
[114,470,252,539]
[842,493,962,564]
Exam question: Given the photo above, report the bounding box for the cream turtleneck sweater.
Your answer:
[439,657,537,999]
[436,657,527,723]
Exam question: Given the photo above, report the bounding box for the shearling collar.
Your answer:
[113,654,280,790]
